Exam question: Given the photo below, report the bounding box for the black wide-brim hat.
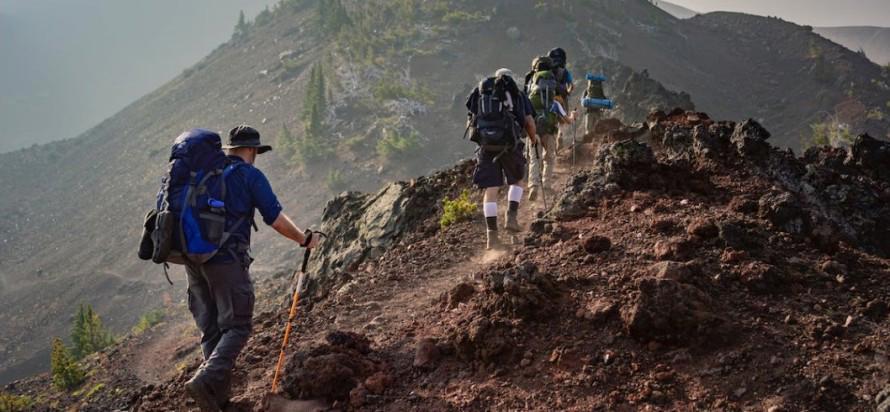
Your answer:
[223,125,272,154]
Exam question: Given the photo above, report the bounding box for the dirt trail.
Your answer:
[329,154,573,334]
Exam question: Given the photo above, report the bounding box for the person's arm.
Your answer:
[271,213,319,248]
[525,115,537,145]
[248,168,319,248]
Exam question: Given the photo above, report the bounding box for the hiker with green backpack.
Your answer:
[525,55,575,202]
[466,68,538,250]
[139,126,320,412]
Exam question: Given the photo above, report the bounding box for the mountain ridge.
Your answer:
[2,0,889,385]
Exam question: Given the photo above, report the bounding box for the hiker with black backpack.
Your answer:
[526,55,574,202]
[466,68,538,250]
[139,126,320,412]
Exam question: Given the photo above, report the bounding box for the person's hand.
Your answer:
[301,231,321,249]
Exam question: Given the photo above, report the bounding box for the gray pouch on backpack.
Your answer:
[152,209,175,264]
[138,209,157,260]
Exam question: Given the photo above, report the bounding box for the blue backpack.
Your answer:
[141,129,247,274]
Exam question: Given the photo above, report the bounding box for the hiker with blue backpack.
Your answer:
[139,125,319,412]
[466,68,538,250]
[581,72,613,138]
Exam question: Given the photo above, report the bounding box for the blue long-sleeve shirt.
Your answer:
[208,156,283,264]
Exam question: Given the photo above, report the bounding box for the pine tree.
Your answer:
[301,62,327,139]
[318,0,350,33]
[306,100,323,138]
[234,10,249,39]
[71,303,115,359]
[50,337,84,390]
[315,65,327,116]
[279,123,297,161]
[71,304,88,358]
[256,6,273,26]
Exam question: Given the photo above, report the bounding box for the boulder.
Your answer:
[622,278,725,343]
[738,261,788,293]
[653,238,694,261]
[731,119,771,157]
[648,261,699,283]
[758,192,810,235]
[846,134,890,183]
[413,338,441,367]
[577,299,617,323]
[583,234,612,254]
[687,218,718,239]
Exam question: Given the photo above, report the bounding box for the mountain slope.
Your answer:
[8,110,890,411]
[2,0,890,385]
[815,26,890,65]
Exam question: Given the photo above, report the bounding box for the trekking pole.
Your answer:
[270,231,326,393]
[571,109,577,173]
[533,143,549,211]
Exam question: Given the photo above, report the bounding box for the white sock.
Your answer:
[483,202,498,218]
[507,185,523,203]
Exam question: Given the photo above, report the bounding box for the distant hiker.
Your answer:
[466,69,538,249]
[141,126,320,412]
[548,47,576,155]
[581,73,612,137]
[548,48,574,99]
[526,56,573,202]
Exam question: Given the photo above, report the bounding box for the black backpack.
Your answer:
[471,76,518,152]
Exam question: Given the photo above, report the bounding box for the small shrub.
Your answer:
[440,190,477,230]
[377,128,421,160]
[297,133,333,165]
[84,383,105,399]
[325,169,346,192]
[51,337,85,390]
[806,120,855,148]
[132,309,165,336]
[867,108,886,121]
[371,77,433,105]
[0,392,34,412]
[441,10,487,24]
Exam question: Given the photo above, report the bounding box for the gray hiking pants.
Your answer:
[186,261,255,402]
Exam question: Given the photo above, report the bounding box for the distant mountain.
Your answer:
[652,0,698,19]
[815,26,890,65]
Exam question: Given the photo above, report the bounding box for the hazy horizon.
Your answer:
[0,0,277,153]
[667,0,890,27]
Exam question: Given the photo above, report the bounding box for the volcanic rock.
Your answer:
[622,278,725,343]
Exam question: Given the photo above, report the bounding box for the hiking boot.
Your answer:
[528,188,539,202]
[186,377,222,412]
[504,210,521,233]
[486,230,503,250]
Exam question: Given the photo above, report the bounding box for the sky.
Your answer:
[667,0,890,27]
[0,0,277,153]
